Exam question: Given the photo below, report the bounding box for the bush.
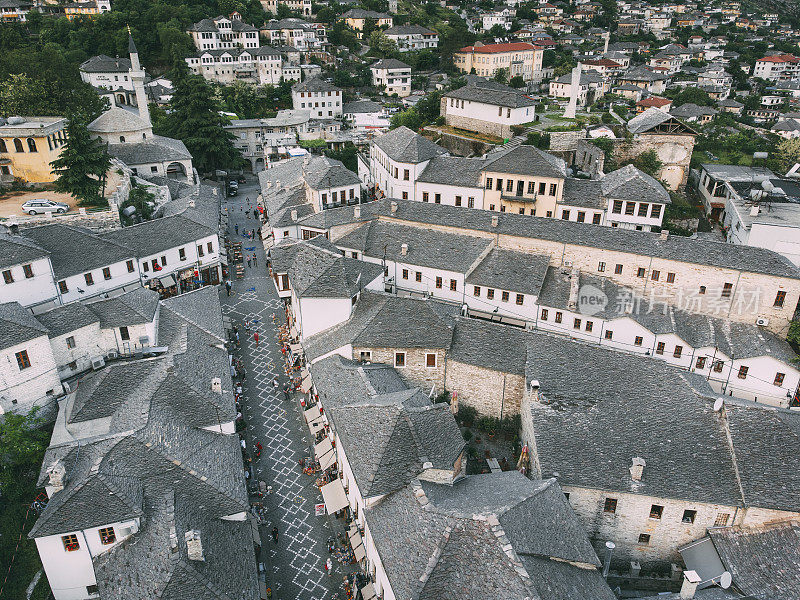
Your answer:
[462,429,473,442]
[510,124,528,136]
[601,112,614,123]
[434,390,451,404]
[457,404,477,427]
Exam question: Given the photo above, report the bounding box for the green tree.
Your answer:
[50,117,111,206]
[369,30,398,56]
[493,67,508,83]
[509,75,525,88]
[390,108,423,131]
[0,409,49,502]
[668,86,714,107]
[629,149,663,178]
[156,73,240,174]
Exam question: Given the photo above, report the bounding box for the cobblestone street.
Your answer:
[219,180,337,600]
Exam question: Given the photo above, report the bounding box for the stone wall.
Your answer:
[548,130,585,153]
[611,133,695,191]
[422,127,496,157]
[355,346,445,392]
[14,206,122,233]
[443,113,511,140]
[445,359,524,417]
[574,139,606,176]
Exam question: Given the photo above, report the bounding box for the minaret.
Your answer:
[128,31,151,126]
[603,31,610,54]
[563,63,581,119]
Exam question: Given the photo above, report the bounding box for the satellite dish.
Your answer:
[720,571,732,589]
[713,398,724,412]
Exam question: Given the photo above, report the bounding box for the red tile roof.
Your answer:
[458,42,536,54]
[583,58,622,67]
[758,54,800,64]
[637,97,672,108]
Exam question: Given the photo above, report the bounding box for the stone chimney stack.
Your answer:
[185,530,205,561]
[679,570,701,600]
[491,215,499,227]
[567,268,580,310]
[391,201,398,214]
[291,209,298,222]
[629,457,646,482]
[401,243,408,256]
[354,205,361,219]
[47,460,67,494]
[750,205,760,217]
[660,229,670,240]
[210,377,222,394]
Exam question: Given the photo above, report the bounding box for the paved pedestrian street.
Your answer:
[220,180,337,600]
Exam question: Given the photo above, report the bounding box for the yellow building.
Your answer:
[0,117,68,184]
[63,0,109,20]
[454,42,544,82]
[340,8,392,33]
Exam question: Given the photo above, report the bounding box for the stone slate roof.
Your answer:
[0,231,48,270]
[465,248,550,297]
[444,79,537,108]
[341,8,389,18]
[384,24,436,35]
[370,58,410,70]
[601,164,671,204]
[331,199,800,280]
[708,522,800,600]
[343,100,382,114]
[35,302,100,338]
[335,220,493,273]
[293,76,341,93]
[188,16,258,33]
[619,65,670,82]
[561,178,606,210]
[261,17,314,30]
[483,145,567,179]
[303,155,361,190]
[416,156,485,188]
[0,302,49,349]
[107,135,192,165]
[84,287,159,328]
[80,54,132,73]
[372,126,447,164]
[366,474,613,600]
[104,210,214,258]
[670,103,718,119]
[627,107,696,135]
[88,106,150,134]
[21,224,135,280]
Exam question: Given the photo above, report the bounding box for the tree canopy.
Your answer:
[50,117,111,206]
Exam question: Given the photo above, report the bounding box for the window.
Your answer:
[614,264,623,275]
[696,357,707,369]
[638,203,649,217]
[612,200,623,214]
[598,262,606,272]
[435,276,442,289]
[68,360,77,371]
[120,326,130,341]
[638,534,651,545]
[402,192,408,200]
[634,336,643,346]
[13,138,24,152]
[102,267,111,280]
[649,504,664,519]
[450,280,457,291]
[625,202,635,215]
[126,260,134,273]
[573,318,582,329]
[549,183,557,196]
[636,267,646,278]
[473,286,481,296]
[496,179,503,191]
[682,510,697,524]
[426,353,436,368]
[455,196,462,206]
[775,290,786,307]
[604,330,613,340]
[422,192,429,202]
[99,527,116,545]
[539,182,546,195]
[593,214,601,225]
[402,269,408,280]
[59,280,68,294]
[673,345,683,358]
[561,210,570,220]
[650,205,662,219]
[574,211,585,223]
[539,309,549,321]
[62,534,80,552]
[656,342,665,355]
[485,178,492,189]
[713,360,724,373]
[27,138,37,152]
[403,169,409,180]
[394,352,406,367]
[506,180,513,193]
[415,272,422,283]
[651,270,660,281]
[774,372,785,386]
[603,498,617,513]
[487,289,494,300]
[84,273,94,286]
[2,269,13,284]
[23,264,33,279]
[516,294,524,305]
[198,244,205,258]
[527,181,535,194]
[555,311,562,323]
[360,351,372,362]
[150,166,158,173]
[714,513,730,527]
[501,291,509,302]
[738,366,748,379]
[721,282,733,298]
[15,350,31,370]
[66,336,75,349]
[468,198,475,208]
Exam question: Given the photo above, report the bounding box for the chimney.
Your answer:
[391,201,398,214]
[185,530,205,561]
[749,204,760,217]
[46,460,67,493]
[210,377,222,394]
[567,268,580,311]
[629,457,646,481]
[212,188,218,197]
[291,209,298,222]
[187,197,195,208]
[679,570,701,600]
[401,243,408,255]
[354,205,361,219]
[491,215,499,227]
[660,229,669,240]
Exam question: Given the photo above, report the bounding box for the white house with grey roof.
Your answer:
[0,230,59,309]
[600,163,671,230]
[342,100,390,132]
[291,77,343,119]
[414,156,486,209]
[382,24,438,51]
[370,58,411,97]
[369,126,447,201]
[442,78,537,139]
[186,12,260,51]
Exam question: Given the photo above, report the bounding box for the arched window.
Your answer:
[142,133,146,139]
[119,136,126,143]
[0,139,6,153]
[13,138,24,152]
[27,138,37,152]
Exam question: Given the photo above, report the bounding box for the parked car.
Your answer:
[22,199,69,215]
[228,181,239,196]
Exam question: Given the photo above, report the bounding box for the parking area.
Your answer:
[0,190,78,219]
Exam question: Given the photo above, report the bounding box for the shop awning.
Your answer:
[159,274,177,287]
[320,478,348,514]
[290,324,299,339]
[289,342,303,356]
[348,525,366,562]
[300,375,313,394]
[304,405,324,435]
[300,366,310,379]
[361,583,376,600]
[314,437,336,470]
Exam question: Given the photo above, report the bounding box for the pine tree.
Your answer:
[50,117,111,207]
[156,72,240,175]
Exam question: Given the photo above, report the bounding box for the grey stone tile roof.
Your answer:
[601,163,671,204]
[554,70,605,85]
[466,248,550,297]
[416,156,486,188]
[670,102,718,118]
[483,145,567,178]
[341,8,389,18]
[335,220,493,272]
[627,107,695,135]
[343,100,382,114]
[88,106,150,134]
[107,135,192,165]
[372,126,447,164]
[370,58,410,70]
[520,556,617,600]
[345,199,800,279]
[21,224,135,280]
[384,24,436,35]
[292,76,341,93]
[303,156,361,190]
[188,16,258,33]
[160,286,226,342]
[708,522,800,600]
[0,231,48,270]
[80,54,132,73]
[445,80,538,108]
[619,65,670,82]
[35,302,100,338]
[449,317,530,375]
[104,211,215,258]
[261,17,313,30]
[561,178,606,209]
[0,302,49,349]
[84,287,159,328]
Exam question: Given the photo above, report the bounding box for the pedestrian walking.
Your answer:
[271,526,279,543]
[325,558,332,576]
[253,208,259,220]
[247,256,251,268]
[225,280,232,297]
[235,223,239,235]
[283,381,291,401]
[234,327,240,345]
[254,331,260,346]
[272,377,279,390]
[252,254,258,268]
